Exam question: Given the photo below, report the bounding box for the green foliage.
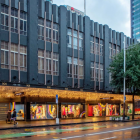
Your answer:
[108,43,140,93]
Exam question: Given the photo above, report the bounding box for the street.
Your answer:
[1,121,140,140]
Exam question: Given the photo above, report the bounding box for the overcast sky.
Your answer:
[53,0,130,37]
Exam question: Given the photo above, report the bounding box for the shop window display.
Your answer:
[120,104,132,115]
[61,104,85,118]
[88,103,120,117]
[30,104,56,120]
[11,102,24,120]
[135,101,140,114]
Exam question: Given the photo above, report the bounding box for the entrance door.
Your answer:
[0,103,9,121]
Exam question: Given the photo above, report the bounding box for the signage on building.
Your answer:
[56,94,58,104]
[65,5,85,16]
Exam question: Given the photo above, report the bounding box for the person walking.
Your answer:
[6,110,11,123]
[12,109,17,125]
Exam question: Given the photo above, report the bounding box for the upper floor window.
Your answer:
[100,64,103,82]
[109,43,112,58]
[67,56,72,78]
[20,11,27,36]
[11,8,18,33]
[53,53,59,76]
[1,5,9,31]
[113,44,116,56]
[95,63,99,81]
[67,29,72,48]
[11,43,18,70]
[79,32,83,51]
[53,23,59,44]
[38,50,44,74]
[20,46,27,71]
[95,38,99,55]
[73,31,78,49]
[117,46,120,54]
[46,51,51,75]
[73,58,78,78]
[90,37,94,54]
[91,62,94,81]
[38,18,44,40]
[46,21,51,42]
[79,59,84,79]
[1,41,8,69]
[100,40,103,56]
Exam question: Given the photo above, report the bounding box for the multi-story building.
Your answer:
[0,0,138,121]
[131,0,140,41]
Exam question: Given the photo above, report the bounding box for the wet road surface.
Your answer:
[1,121,140,140]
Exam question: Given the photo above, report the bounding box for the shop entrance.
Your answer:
[0,103,9,121]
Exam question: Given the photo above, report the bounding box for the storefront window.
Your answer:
[120,104,133,115]
[61,104,85,118]
[30,104,56,120]
[88,103,120,117]
[11,103,24,120]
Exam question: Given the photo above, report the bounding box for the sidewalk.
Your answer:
[0,116,139,130]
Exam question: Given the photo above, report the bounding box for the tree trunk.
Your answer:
[132,91,135,120]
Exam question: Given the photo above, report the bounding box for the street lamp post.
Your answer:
[123,37,126,120]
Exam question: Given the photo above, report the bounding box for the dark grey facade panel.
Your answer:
[1,30,9,42]
[1,69,9,82]
[20,71,27,83]
[90,53,94,62]
[74,49,78,58]
[99,24,103,40]
[103,25,110,91]
[78,15,83,32]
[53,43,59,53]
[45,1,52,21]
[74,79,78,88]
[46,42,52,51]
[53,76,58,86]
[100,56,103,64]
[20,35,27,46]
[100,82,103,90]
[19,0,27,12]
[90,81,94,89]
[94,22,99,38]
[67,78,72,87]
[59,6,67,87]
[1,0,9,5]
[112,30,116,44]
[27,0,38,85]
[130,38,133,45]
[67,47,72,57]
[84,16,90,89]
[11,33,18,44]
[109,28,112,43]
[67,11,72,28]
[134,38,137,44]
[38,0,45,18]
[38,73,45,84]
[38,40,45,50]
[90,20,94,36]
[11,70,19,83]
[79,51,83,59]
[116,32,119,41]
[52,4,58,23]
[80,79,84,88]
[95,55,99,63]
[11,0,19,9]
[72,13,78,30]
[46,75,52,86]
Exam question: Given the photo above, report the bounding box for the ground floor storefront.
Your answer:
[0,86,140,121]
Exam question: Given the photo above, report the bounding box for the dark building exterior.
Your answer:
[0,0,137,121]
[131,0,140,42]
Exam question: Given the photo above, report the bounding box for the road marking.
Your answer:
[99,136,117,140]
[60,126,140,139]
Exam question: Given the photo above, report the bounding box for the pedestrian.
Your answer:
[12,109,17,125]
[6,110,11,123]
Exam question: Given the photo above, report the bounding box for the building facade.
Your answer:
[0,0,138,121]
[131,0,140,41]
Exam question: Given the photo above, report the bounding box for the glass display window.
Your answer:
[30,104,56,120]
[61,104,85,118]
[11,102,24,120]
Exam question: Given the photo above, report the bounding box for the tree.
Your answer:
[108,43,140,119]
